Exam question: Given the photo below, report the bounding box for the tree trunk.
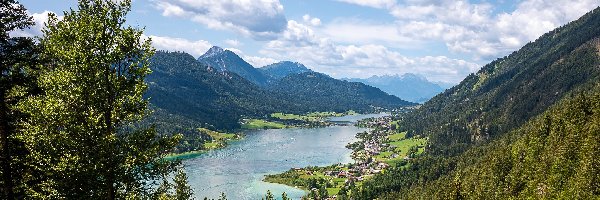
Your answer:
[0,91,14,199]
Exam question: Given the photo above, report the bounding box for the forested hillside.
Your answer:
[379,84,600,199]
[351,6,600,199]
[146,51,412,130]
[268,72,415,112]
[401,7,600,156]
[146,51,283,130]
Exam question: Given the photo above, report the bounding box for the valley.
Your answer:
[4,1,600,200]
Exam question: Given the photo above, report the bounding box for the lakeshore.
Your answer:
[263,114,428,199]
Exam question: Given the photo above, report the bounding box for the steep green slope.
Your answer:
[401,7,600,156]
[269,72,415,112]
[145,51,282,130]
[382,84,600,199]
[351,7,600,199]
[145,51,414,131]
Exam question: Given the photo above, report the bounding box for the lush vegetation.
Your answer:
[347,7,600,199]
[268,72,415,113]
[0,0,191,199]
[264,116,428,199]
[146,51,412,132]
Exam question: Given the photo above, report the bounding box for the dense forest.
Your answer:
[268,72,413,112]
[145,51,413,131]
[0,0,192,199]
[349,6,600,199]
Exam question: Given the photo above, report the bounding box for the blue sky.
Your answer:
[15,0,600,83]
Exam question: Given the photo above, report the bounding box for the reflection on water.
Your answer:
[184,114,382,200]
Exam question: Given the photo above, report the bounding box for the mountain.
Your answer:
[345,74,447,103]
[197,46,271,86]
[268,72,415,112]
[259,61,312,79]
[145,51,414,131]
[145,51,281,130]
[354,7,600,199]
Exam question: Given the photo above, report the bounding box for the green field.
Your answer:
[241,119,287,129]
[371,132,428,165]
[199,128,237,140]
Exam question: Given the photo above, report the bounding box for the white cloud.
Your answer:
[320,19,417,48]
[244,56,278,68]
[153,0,287,40]
[224,39,242,47]
[381,0,600,60]
[336,0,396,9]
[260,20,479,83]
[147,35,212,58]
[9,11,56,38]
[302,14,321,26]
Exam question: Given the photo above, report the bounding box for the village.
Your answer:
[263,115,428,199]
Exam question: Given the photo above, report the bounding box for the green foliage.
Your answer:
[268,72,414,113]
[381,85,600,199]
[401,7,600,157]
[146,51,413,131]
[353,7,600,199]
[12,0,190,199]
[0,0,39,198]
[241,119,287,129]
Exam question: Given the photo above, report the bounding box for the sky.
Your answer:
[13,0,600,83]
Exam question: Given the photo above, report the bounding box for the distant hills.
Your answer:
[345,74,448,103]
[260,61,312,79]
[145,49,414,130]
[356,6,600,199]
[269,72,413,112]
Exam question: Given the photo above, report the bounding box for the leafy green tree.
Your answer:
[17,0,185,198]
[0,0,39,198]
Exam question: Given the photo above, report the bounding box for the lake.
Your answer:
[184,114,384,199]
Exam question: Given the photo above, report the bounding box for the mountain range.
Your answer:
[356,6,600,199]
[345,74,448,103]
[144,49,414,131]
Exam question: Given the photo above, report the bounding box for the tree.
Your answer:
[0,0,39,198]
[17,0,184,198]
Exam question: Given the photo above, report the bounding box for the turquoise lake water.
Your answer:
[184,114,386,199]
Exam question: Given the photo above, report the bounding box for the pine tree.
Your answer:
[17,0,183,198]
[0,0,39,198]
